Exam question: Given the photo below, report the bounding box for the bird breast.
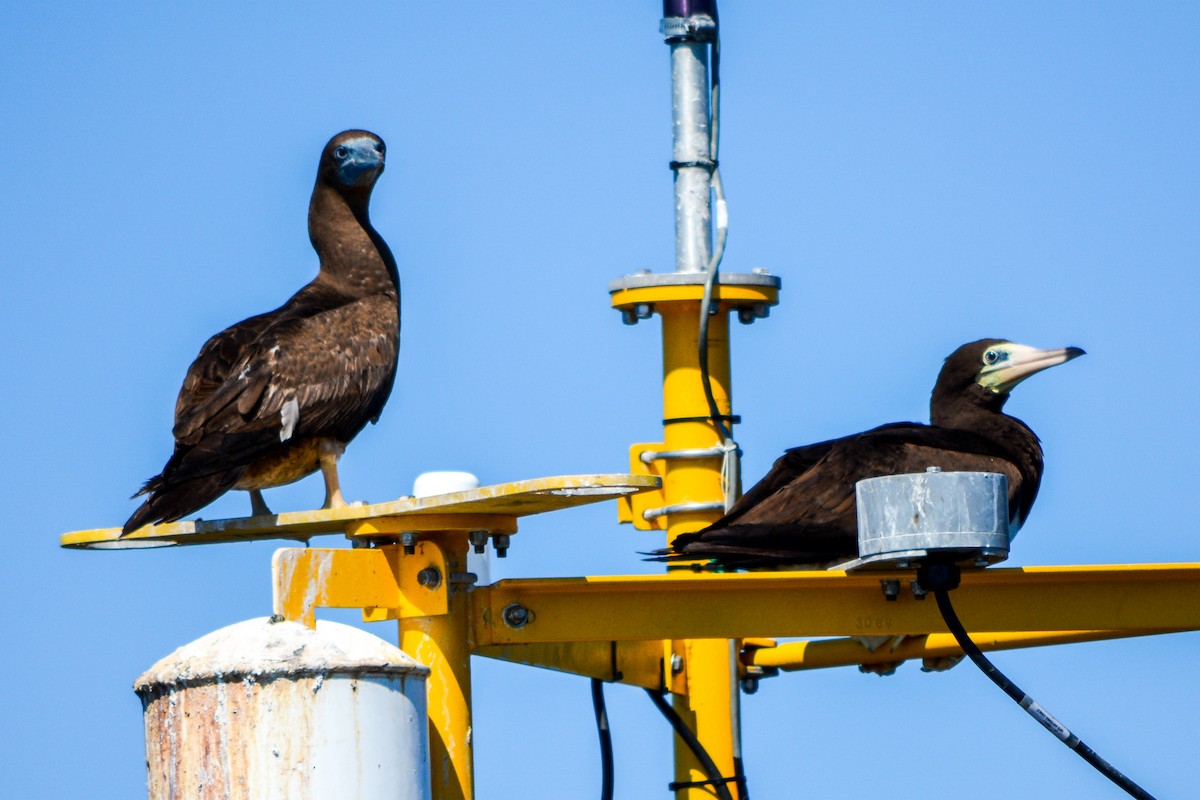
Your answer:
[234,437,327,491]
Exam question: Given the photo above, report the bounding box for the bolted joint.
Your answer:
[469,530,488,555]
[399,532,418,555]
[417,566,442,590]
[493,533,511,558]
[502,603,532,629]
[621,303,655,325]
[737,303,770,324]
[880,579,901,601]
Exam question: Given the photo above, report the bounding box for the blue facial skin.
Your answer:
[334,137,385,186]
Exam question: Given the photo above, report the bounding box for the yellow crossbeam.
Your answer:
[742,629,1186,673]
[472,564,1200,645]
[474,641,671,691]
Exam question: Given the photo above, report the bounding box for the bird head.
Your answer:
[932,339,1085,421]
[320,130,386,193]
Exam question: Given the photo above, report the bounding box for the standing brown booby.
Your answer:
[669,340,1084,568]
[123,130,399,535]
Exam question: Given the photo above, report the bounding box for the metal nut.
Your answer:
[417,567,442,590]
[493,534,511,558]
[502,603,531,629]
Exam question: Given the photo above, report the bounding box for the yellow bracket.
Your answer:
[272,542,449,629]
[617,442,669,530]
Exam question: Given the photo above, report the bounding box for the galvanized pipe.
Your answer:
[670,40,713,273]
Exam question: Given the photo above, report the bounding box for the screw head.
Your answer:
[417,567,442,589]
[502,603,530,629]
[493,533,511,558]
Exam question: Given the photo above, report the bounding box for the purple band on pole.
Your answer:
[663,0,716,19]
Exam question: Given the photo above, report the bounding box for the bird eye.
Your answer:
[334,146,349,159]
[983,349,1001,365]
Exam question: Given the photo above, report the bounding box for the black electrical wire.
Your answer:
[646,689,736,800]
[933,586,1157,800]
[591,679,614,800]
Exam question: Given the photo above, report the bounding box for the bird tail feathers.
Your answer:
[122,472,233,536]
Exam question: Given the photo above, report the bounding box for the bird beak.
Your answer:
[978,344,1086,394]
[336,141,385,186]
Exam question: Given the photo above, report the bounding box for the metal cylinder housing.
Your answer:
[853,471,1011,568]
[135,617,430,800]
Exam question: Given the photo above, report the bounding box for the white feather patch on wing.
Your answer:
[279,397,300,442]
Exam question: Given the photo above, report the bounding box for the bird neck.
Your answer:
[932,390,1044,471]
[307,181,399,299]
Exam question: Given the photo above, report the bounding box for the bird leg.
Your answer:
[248,489,273,517]
[318,439,347,509]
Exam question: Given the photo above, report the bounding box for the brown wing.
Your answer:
[164,293,398,483]
[172,310,276,433]
[673,423,1025,566]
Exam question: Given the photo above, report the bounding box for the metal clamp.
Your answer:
[638,445,729,464]
[642,500,725,521]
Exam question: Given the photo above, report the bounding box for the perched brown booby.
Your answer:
[669,340,1084,568]
[123,130,399,535]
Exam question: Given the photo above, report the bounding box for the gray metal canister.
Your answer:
[853,470,1010,568]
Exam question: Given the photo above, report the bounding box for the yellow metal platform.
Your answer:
[61,473,662,550]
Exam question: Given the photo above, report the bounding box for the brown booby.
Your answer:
[123,130,399,535]
[669,340,1084,568]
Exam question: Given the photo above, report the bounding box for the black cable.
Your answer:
[933,586,1157,800]
[646,689,736,800]
[591,679,614,800]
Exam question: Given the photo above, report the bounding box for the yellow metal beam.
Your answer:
[741,629,1187,673]
[61,473,659,549]
[472,564,1200,645]
[473,641,671,691]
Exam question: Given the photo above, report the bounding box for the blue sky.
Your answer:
[2,2,1197,798]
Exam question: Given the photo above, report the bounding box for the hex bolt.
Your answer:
[910,580,928,601]
[741,677,760,695]
[469,530,488,555]
[621,308,639,325]
[400,532,418,555]
[449,572,478,587]
[502,603,531,629]
[493,534,511,558]
[670,653,684,674]
[636,303,653,320]
[737,307,756,325]
[881,579,901,601]
[417,567,442,590]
